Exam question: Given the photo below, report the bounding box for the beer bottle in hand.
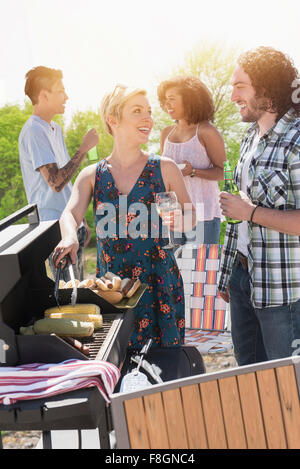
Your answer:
[87,125,98,161]
[223,161,242,224]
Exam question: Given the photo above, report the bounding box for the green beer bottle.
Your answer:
[87,125,98,161]
[223,161,242,224]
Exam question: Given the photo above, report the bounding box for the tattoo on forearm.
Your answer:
[44,150,86,191]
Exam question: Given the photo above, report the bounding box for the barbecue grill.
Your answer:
[0,205,136,449]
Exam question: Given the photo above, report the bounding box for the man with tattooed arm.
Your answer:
[19,66,99,280]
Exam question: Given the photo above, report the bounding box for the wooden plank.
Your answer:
[162,388,189,449]
[200,380,227,449]
[256,369,287,449]
[276,365,300,449]
[237,373,267,449]
[181,384,208,449]
[143,392,170,449]
[124,397,150,449]
[218,376,247,449]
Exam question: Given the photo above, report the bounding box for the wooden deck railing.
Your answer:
[111,356,300,449]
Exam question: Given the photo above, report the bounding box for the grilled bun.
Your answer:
[121,278,132,296]
[121,278,141,298]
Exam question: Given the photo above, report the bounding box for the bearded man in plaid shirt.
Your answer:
[218,47,300,365]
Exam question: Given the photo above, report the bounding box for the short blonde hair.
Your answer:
[100,84,147,135]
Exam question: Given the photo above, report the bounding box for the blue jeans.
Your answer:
[229,256,300,365]
[172,218,221,246]
[48,226,86,281]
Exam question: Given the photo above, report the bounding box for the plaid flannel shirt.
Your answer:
[218,108,300,308]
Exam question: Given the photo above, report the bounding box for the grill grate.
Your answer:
[80,314,116,360]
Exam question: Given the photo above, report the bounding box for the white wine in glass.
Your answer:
[155,191,180,249]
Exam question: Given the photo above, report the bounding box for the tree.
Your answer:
[150,42,248,242]
[64,109,113,169]
[176,42,246,147]
[0,103,32,219]
[150,42,247,161]
[148,106,173,154]
[64,109,114,245]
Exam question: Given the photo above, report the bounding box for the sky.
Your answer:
[0,0,300,124]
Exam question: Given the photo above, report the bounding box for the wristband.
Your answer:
[250,205,259,223]
[190,168,196,178]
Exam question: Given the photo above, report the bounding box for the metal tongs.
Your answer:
[54,255,77,307]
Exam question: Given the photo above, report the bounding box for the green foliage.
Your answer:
[0,103,32,219]
[148,107,173,155]
[64,109,114,246]
[152,42,246,168]
[176,42,244,147]
[83,202,96,246]
[219,221,227,244]
[64,108,113,175]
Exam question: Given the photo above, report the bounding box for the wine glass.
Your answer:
[155,191,180,249]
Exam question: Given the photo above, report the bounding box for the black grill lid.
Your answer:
[0,205,60,302]
[0,205,61,365]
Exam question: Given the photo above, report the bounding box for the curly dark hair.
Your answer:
[157,76,214,124]
[238,46,300,119]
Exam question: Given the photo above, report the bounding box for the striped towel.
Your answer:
[0,359,120,406]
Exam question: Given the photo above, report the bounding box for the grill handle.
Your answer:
[0,204,39,233]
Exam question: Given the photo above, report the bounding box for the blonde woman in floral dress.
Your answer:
[53,85,195,351]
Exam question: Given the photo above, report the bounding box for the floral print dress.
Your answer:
[93,154,185,350]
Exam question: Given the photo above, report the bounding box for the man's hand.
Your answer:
[219,190,255,221]
[40,128,99,193]
[219,287,230,303]
[81,128,99,154]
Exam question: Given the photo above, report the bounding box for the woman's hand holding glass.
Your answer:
[155,191,182,249]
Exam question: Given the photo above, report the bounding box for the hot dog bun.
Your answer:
[104,272,122,291]
[78,278,97,289]
[121,278,141,298]
[95,278,109,291]
[95,277,113,291]
[121,278,133,296]
[63,279,80,289]
[95,289,123,304]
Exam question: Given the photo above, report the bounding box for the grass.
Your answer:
[83,246,97,277]
[219,221,226,244]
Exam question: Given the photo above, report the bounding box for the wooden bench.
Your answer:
[111,356,300,449]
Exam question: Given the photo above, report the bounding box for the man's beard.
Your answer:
[241,96,271,123]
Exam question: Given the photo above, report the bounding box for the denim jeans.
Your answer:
[229,256,300,365]
[172,218,221,246]
[48,226,86,282]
